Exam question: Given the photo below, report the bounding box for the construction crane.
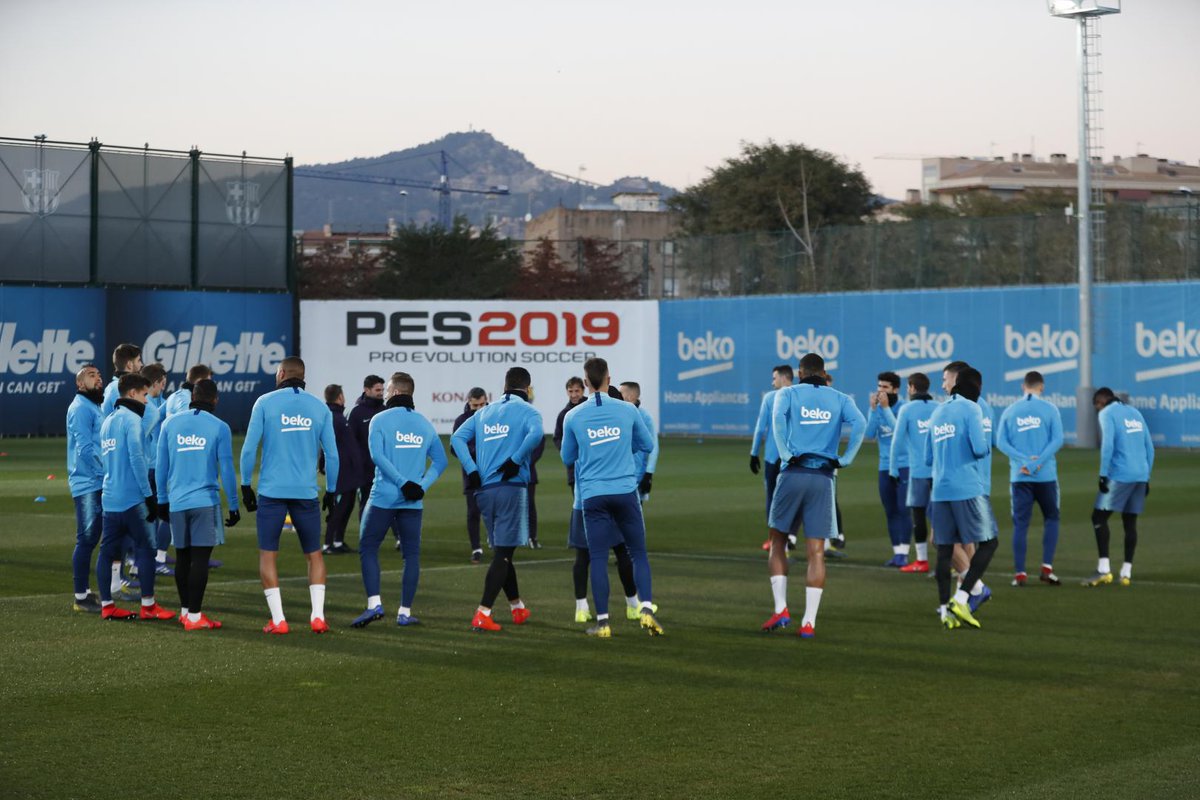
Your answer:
[295,150,510,229]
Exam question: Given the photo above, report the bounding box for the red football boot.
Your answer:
[101,605,137,620]
[183,614,222,631]
[511,607,530,625]
[761,608,791,632]
[899,560,930,574]
[471,610,502,632]
[139,603,176,621]
[310,617,330,634]
[263,619,290,635]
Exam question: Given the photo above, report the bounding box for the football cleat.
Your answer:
[471,610,502,632]
[154,564,175,577]
[470,549,483,564]
[139,603,175,621]
[1012,572,1028,587]
[183,614,222,631]
[575,609,594,623]
[967,585,992,614]
[1039,568,1061,586]
[165,553,177,565]
[396,614,420,626]
[207,559,223,569]
[1082,571,1113,587]
[310,617,330,634]
[797,622,815,639]
[350,605,385,629]
[1119,576,1131,587]
[639,610,664,636]
[527,538,543,550]
[899,560,930,573]
[824,548,848,560]
[586,621,612,638]
[885,554,908,568]
[761,609,791,632]
[332,543,356,554]
[263,619,290,635]
[940,611,962,630]
[511,607,530,625]
[72,594,102,614]
[948,598,981,629]
[115,584,140,602]
[101,605,137,620]
[829,535,846,551]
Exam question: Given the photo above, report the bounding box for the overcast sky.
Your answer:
[3,0,1197,200]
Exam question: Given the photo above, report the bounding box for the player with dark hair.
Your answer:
[762,353,866,639]
[619,381,658,502]
[240,356,339,634]
[452,387,489,562]
[996,371,1064,586]
[165,364,213,418]
[101,343,143,416]
[1085,387,1154,587]
[750,364,794,551]
[321,383,363,555]
[348,374,386,526]
[868,370,909,566]
[140,363,175,578]
[451,367,543,632]
[155,379,239,630]
[889,372,937,572]
[67,364,106,612]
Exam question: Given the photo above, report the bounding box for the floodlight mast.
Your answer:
[1048,0,1120,448]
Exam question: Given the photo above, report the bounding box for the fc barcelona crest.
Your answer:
[22,169,60,216]
[226,180,261,226]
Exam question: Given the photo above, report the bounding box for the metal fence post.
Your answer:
[88,139,100,285]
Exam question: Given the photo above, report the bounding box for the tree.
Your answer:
[374,216,521,299]
[296,242,383,299]
[512,238,579,299]
[513,237,643,299]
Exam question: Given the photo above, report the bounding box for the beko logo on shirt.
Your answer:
[0,324,96,375]
[799,406,833,424]
[483,423,509,441]
[885,326,954,362]
[1016,416,1042,433]
[587,425,621,445]
[281,413,313,432]
[776,329,840,370]
[101,437,117,454]
[143,327,285,375]
[176,433,207,451]
[933,423,957,442]
[394,431,425,449]
[1134,321,1200,382]
[916,418,932,435]
[879,425,894,437]
[1123,418,1145,434]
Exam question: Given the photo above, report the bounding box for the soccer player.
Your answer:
[761,353,866,639]
[561,358,661,638]
[164,364,213,418]
[67,364,105,612]
[619,381,659,502]
[155,379,239,630]
[239,356,339,634]
[996,371,1064,586]
[452,388,489,562]
[889,373,937,573]
[451,367,543,632]
[350,372,447,628]
[750,365,794,551]
[924,367,997,630]
[95,373,174,621]
[867,371,909,566]
[1085,387,1154,587]
[101,343,142,416]
[141,363,175,578]
[321,384,362,555]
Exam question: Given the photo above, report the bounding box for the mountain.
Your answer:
[293,131,678,237]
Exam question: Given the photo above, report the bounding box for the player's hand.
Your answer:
[144,496,158,523]
[241,485,258,513]
[749,455,760,475]
[225,509,241,528]
[638,473,653,495]
[156,501,171,523]
[869,391,878,409]
[322,491,337,511]
[467,471,482,491]
[401,481,425,502]
[1020,465,1032,476]
[1098,476,1110,493]
[497,458,520,481]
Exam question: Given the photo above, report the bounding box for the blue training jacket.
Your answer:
[367,403,448,509]
[1098,401,1154,483]
[240,383,339,500]
[771,383,867,468]
[866,400,904,472]
[100,403,153,512]
[101,376,121,417]
[889,397,936,479]
[450,392,542,487]
[924,395,990,502]
[66,392,105,497]
[164,387,191,419]
[750,389,781,464]
[561,392,654,501]
[996,393,1064,483]
[633,405,659,479]
[144,395,164,470]
[976,396,996,495]
[156,408,239,513]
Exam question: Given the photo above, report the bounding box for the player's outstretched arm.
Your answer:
[239,399,264,489]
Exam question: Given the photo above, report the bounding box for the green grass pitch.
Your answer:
[1,436,1197,799]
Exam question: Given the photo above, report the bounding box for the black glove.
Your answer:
[1098,476,1110,494]
[888,474,899,485]
[498,458,521,481]
[144,496,158,523]
[638,473,653,495]
[467,471,482,491]
[322,491,337,511]
[156,501,171,523]
[225,509,241,528]
[749,455,760,475]
[241,485,258,513]
[401,481,425,502]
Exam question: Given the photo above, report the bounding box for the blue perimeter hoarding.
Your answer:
[660,282,1200,448]
[1,286,292,435]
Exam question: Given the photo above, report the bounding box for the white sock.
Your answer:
[1120,562,1133,579]
[770,575,788,614]
[597,612,609,622]
[970,581,985,597]
[399,606,411,617]
[1042,563,1054,572]
[639,600,653,611]
[367,594,382,610]
[1098,557,1111,574]
[156,549,167,564]
[954,589,970,606]
[801,587,823,627]
[575,598,589,612]
[309,584,326,621]
[264,587,285,624]
[626,595,639,608]
[823,540,832,551]
[788,534,798,546]
[101,600,114,608]
[916,542,929,561]
[180,606,189,617]
[893,545,907,555]
[333,540,343,547]
[74,592,88,601]
[187,611,201,623]
[110,563,121,594]
[510,599,525,610]
[141,596,155,607]
[479,606,492,616]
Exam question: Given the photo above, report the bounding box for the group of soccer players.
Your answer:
[749,354,1155,634]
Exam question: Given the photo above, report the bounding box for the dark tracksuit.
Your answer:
[452,405,484,551]
[348,393,385,517]
[528,435,545,543]
[554,399,585,489]
[323,402,363,547]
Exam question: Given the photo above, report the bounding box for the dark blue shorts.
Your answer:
[582,491,646,553]
[1095,481,1147,515]
[907,476,932,509]
[171,505,223,549]
[256,496,322,554]
[768,468,836,539]
[931,497,998,546]
[568,506,587,549]
[475,484,529,548]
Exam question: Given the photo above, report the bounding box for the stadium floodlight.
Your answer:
[1049,0,1120,448]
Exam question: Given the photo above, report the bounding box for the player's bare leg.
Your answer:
[762,528,792,631]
